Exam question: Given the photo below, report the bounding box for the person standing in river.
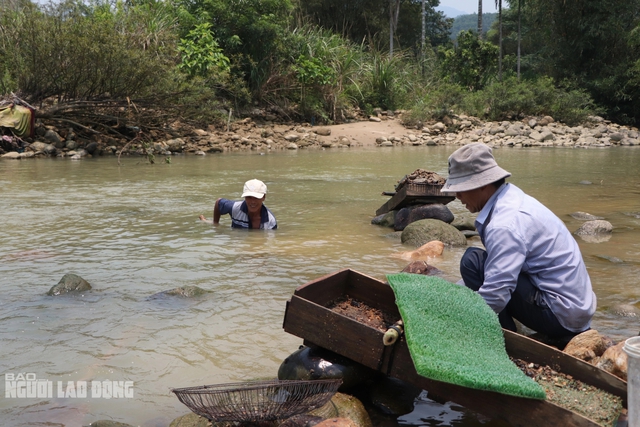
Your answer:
[199,179,277,229]
[441,143,595,344]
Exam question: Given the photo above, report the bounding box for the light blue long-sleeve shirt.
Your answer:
[475,183,596,332]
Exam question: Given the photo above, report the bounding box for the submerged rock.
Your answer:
[367,376,421,416]
[370,211,394,228]
[574,220,613,243]
[610,303,640,317]
[149,286,208,299]
[394,240,444,261]
[570,211,604,220]
[280,414,325,427]
[594,254,625,264]
[278,346,373,390]
[574,220,613,235]
[315,418,358,427]
[450,213,477,231]
[86,421,135,427]
[168,413,209,427]
[47,273,91,296]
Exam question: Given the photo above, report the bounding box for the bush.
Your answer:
[406,77,601,126]
[404,83,466,124]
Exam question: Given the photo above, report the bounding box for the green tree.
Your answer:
[0,0,179,102]
[499,0,640,122]
[295,0,452,55]
[439,30,498,90]
[175,0,294,97]
[178,23,229,77]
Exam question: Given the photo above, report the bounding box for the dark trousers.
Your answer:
[460,247,578,339]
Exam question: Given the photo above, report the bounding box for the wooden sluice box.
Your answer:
[282,269,628,427]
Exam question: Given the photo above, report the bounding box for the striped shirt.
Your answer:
[218,199,277,230]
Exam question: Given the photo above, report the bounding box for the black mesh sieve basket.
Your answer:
[171,379,342,423]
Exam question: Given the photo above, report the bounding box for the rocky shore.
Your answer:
[1,113,639,160]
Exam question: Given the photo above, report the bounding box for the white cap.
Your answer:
[241,179,267,198]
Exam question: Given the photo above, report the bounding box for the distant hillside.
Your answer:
[436,5,469,18]
[450,13,498,40]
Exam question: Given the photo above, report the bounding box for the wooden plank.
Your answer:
[382,185,408,213]
[375,198,393,216]
[504,329,628,406]
[293,268,350,306]
[283,295,386,368]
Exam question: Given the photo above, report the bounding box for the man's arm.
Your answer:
[479,226,527,313]
[213,198,222,225]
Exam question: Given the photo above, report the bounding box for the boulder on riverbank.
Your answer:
[2,113,639,160]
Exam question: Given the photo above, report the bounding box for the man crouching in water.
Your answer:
[441,143,595,346]
[199,179,277,230]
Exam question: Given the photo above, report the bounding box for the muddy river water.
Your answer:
[1,145,639,426]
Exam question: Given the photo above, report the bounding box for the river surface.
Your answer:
[1,146,639,427]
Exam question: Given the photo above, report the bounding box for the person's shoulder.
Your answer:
[218,198,242,212]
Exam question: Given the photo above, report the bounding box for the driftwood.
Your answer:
[6,92,201,144]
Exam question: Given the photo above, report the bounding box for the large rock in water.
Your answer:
[400,219,467,248]
[574,220,613,235]
[309,392,373,427]
[574,220,613,243]
[393,204,454,231]
[47,273,91,296]
[370,211,395,228]
[278,346,372,390]
[450,213,477,231]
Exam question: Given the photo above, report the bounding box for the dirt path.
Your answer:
[322,119,408,146]
[271,118,409,147]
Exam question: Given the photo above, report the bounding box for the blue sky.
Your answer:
[438,0,498,15]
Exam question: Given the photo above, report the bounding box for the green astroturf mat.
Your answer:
[387,273,546,399]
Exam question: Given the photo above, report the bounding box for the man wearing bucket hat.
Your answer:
[199,179,277,229]
[442,143,595,342]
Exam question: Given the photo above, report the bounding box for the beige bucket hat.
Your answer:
[441,143,511,193]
